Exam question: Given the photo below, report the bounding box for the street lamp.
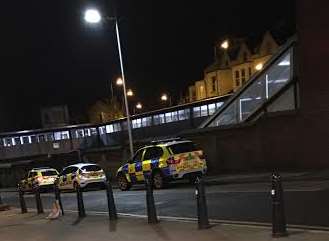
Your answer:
[127,89,134,97]
[136,102,142,109]
[161,93,172,106]
[116,77,123,86]
[84,8,134,158]
[255,63,263,71]
[221,40,229,50]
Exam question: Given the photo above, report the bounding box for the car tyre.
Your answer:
[117,174,131,191]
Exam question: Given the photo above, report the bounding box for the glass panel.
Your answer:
[22,136,30,144]
[46,133,54,141]
[208,104,216,115]
[216,102,224,109]
[193,107,201,117]
[132,119,142,129]
[165,112,173,123]
[30,135,37,143]
[14,137,21,145]
[99,126,106,135]
[171,111,178,121]
[142,117,152,127]
[200,105,208,117]
[209,47,293,126]
[38,134,46,142]
[90,128,98,136]
[178,109,190,120]
[106,125,114,133]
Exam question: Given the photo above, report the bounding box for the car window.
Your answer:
[168,142,198,154]
[41,170,58,176]
[61,167,72,175]
[143,147,163,160]
[80,165,101,172]
[132,149,144,163]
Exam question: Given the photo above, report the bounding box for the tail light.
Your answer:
[166,156,181,165]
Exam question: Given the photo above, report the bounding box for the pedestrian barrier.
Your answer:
[105,174,117,220]
[195,176,210,229]
[145,174,158,224]
[33,185,44,214]
[271,172,288,237]
[76,184,86,218]
[18,188,27,214]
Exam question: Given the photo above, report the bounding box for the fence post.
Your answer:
[76,185,86,218]
[271,172,287,238]
[145,174,158,224]
[195,176,210,229]
[105,174,117,220]
[34,185,44,214]
[18,187,27,214]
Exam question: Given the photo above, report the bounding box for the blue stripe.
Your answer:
[151,159,159,169]
[135,162,142,172]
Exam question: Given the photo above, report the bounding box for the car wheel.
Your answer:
[153,171,165,189]
[117,174,131,191]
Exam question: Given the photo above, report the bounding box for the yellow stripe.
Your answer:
[142,160,151,171]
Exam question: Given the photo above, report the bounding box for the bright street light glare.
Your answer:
[221,40,229,49]
[127,89,134,97]
[84,9,102,23]
[161,94,168,101]
[255,63,263,71]
[136,103,142,109]
[116,77,123,86]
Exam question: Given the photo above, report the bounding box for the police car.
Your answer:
[116,138,207,190]
[18,167,59,192]
[57,163,107,190]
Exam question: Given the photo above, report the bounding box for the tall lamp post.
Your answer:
[84,9,134,158]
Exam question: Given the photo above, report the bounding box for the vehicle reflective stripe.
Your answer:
[128,163,136,174]
[125,173,131,182]
[135,171,144,181]
[142,160,152,171]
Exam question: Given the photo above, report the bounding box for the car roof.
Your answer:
[31,167,57,172]
[65,163,99,169]
[142,140,192,150]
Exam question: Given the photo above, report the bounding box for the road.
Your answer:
[2,179,329,227]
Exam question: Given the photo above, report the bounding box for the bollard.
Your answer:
[76,184,86,218]
[145,174,158,224]
[18,187,27,214]
[195,176,210,229]
[34,185,44,214]
[54,183,64,216]
[105,176,117,220]
[271,172,287,238]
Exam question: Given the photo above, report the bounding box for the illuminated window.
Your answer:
[208,104,216,115]
[201,105,208,117]
[193,106,201,117]
[211,77,216,92]
[235,71,240,87]
[241,69,246,84]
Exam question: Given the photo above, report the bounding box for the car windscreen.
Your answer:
[41,170,58,176]
[81,165,102,172]
[168,142,198,154]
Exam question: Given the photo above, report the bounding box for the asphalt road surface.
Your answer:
[2,180,329,227]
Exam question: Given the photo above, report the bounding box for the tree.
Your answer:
[87,97,124,124]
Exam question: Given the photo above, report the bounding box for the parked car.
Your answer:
[116,138,207,191]
[57,163,107,190]
[18,167,59,192]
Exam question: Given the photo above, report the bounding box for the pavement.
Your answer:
[1,208,329,241]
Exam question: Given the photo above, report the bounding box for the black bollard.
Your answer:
[195,176,210,229]
[54,183,64,215]
[18,187,27,214]
[271,172,287,238]
[145,174,158,224]
[34,185,44,214]
[105,176,117,220]
[76,184,86,218]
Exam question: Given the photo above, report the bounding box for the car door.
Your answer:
[141,147,164,180]
[66,167,78,189]
[128,149,145,183]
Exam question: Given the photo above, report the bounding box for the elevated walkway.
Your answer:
[201,37,297,128]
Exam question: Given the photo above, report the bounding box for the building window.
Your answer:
[193,106,201,118]
[211,77,216,92]
[235,70,240,87]
[241,69,246,84]
[249,67,252,77]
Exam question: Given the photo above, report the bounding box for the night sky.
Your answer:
[0,0,295,132]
